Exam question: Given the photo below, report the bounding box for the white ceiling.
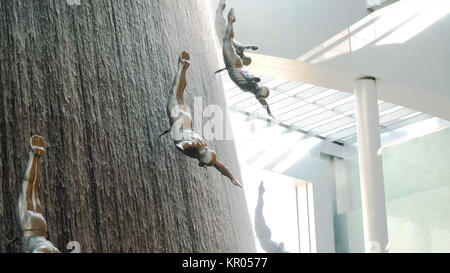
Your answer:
[212,0,450,122]
[218,0,369,59]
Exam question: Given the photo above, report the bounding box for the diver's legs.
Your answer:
[175,51,190,105]
[30,136,45,214]
[21,152,36,212]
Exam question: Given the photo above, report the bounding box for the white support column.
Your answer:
[353,76,389,253]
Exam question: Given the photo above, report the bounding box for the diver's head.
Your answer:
[200,149,217,166]
[257,86,270,98]
[242,56,252,66]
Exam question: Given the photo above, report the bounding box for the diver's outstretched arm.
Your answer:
[234,41,258,51]
[258,98,274,118]
[211,160,242,187]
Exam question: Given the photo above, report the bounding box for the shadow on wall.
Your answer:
[254,181,286,253]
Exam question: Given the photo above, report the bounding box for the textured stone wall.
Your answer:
[0,0,255,252]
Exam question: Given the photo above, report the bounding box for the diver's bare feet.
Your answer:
[179,51,191,68]
[259,181,265,194]
[30,135,45,156]
[219,0,226,11]
[228,8,236,23]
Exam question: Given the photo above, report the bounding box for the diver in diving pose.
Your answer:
[160,51,241,188]
[215,0,258,69]
[222,9,273,118]
[17,135,60,253]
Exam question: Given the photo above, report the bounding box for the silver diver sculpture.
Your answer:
[255,181,286,253]
[17,135,60,253]
[214,0,258,72]
[160,51,242,187]
[222,8,273,118]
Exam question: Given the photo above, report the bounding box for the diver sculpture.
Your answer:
[222,9,273,117]
[160,51,242,187]
[215,0,258,69]
[17,136,60,253]
[255,181,286,253]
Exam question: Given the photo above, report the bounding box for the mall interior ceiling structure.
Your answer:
[221,0,450,121]
[221,72,435,145]
[208,0,450,253]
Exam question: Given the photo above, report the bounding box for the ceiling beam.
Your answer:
[245,53,450,121]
